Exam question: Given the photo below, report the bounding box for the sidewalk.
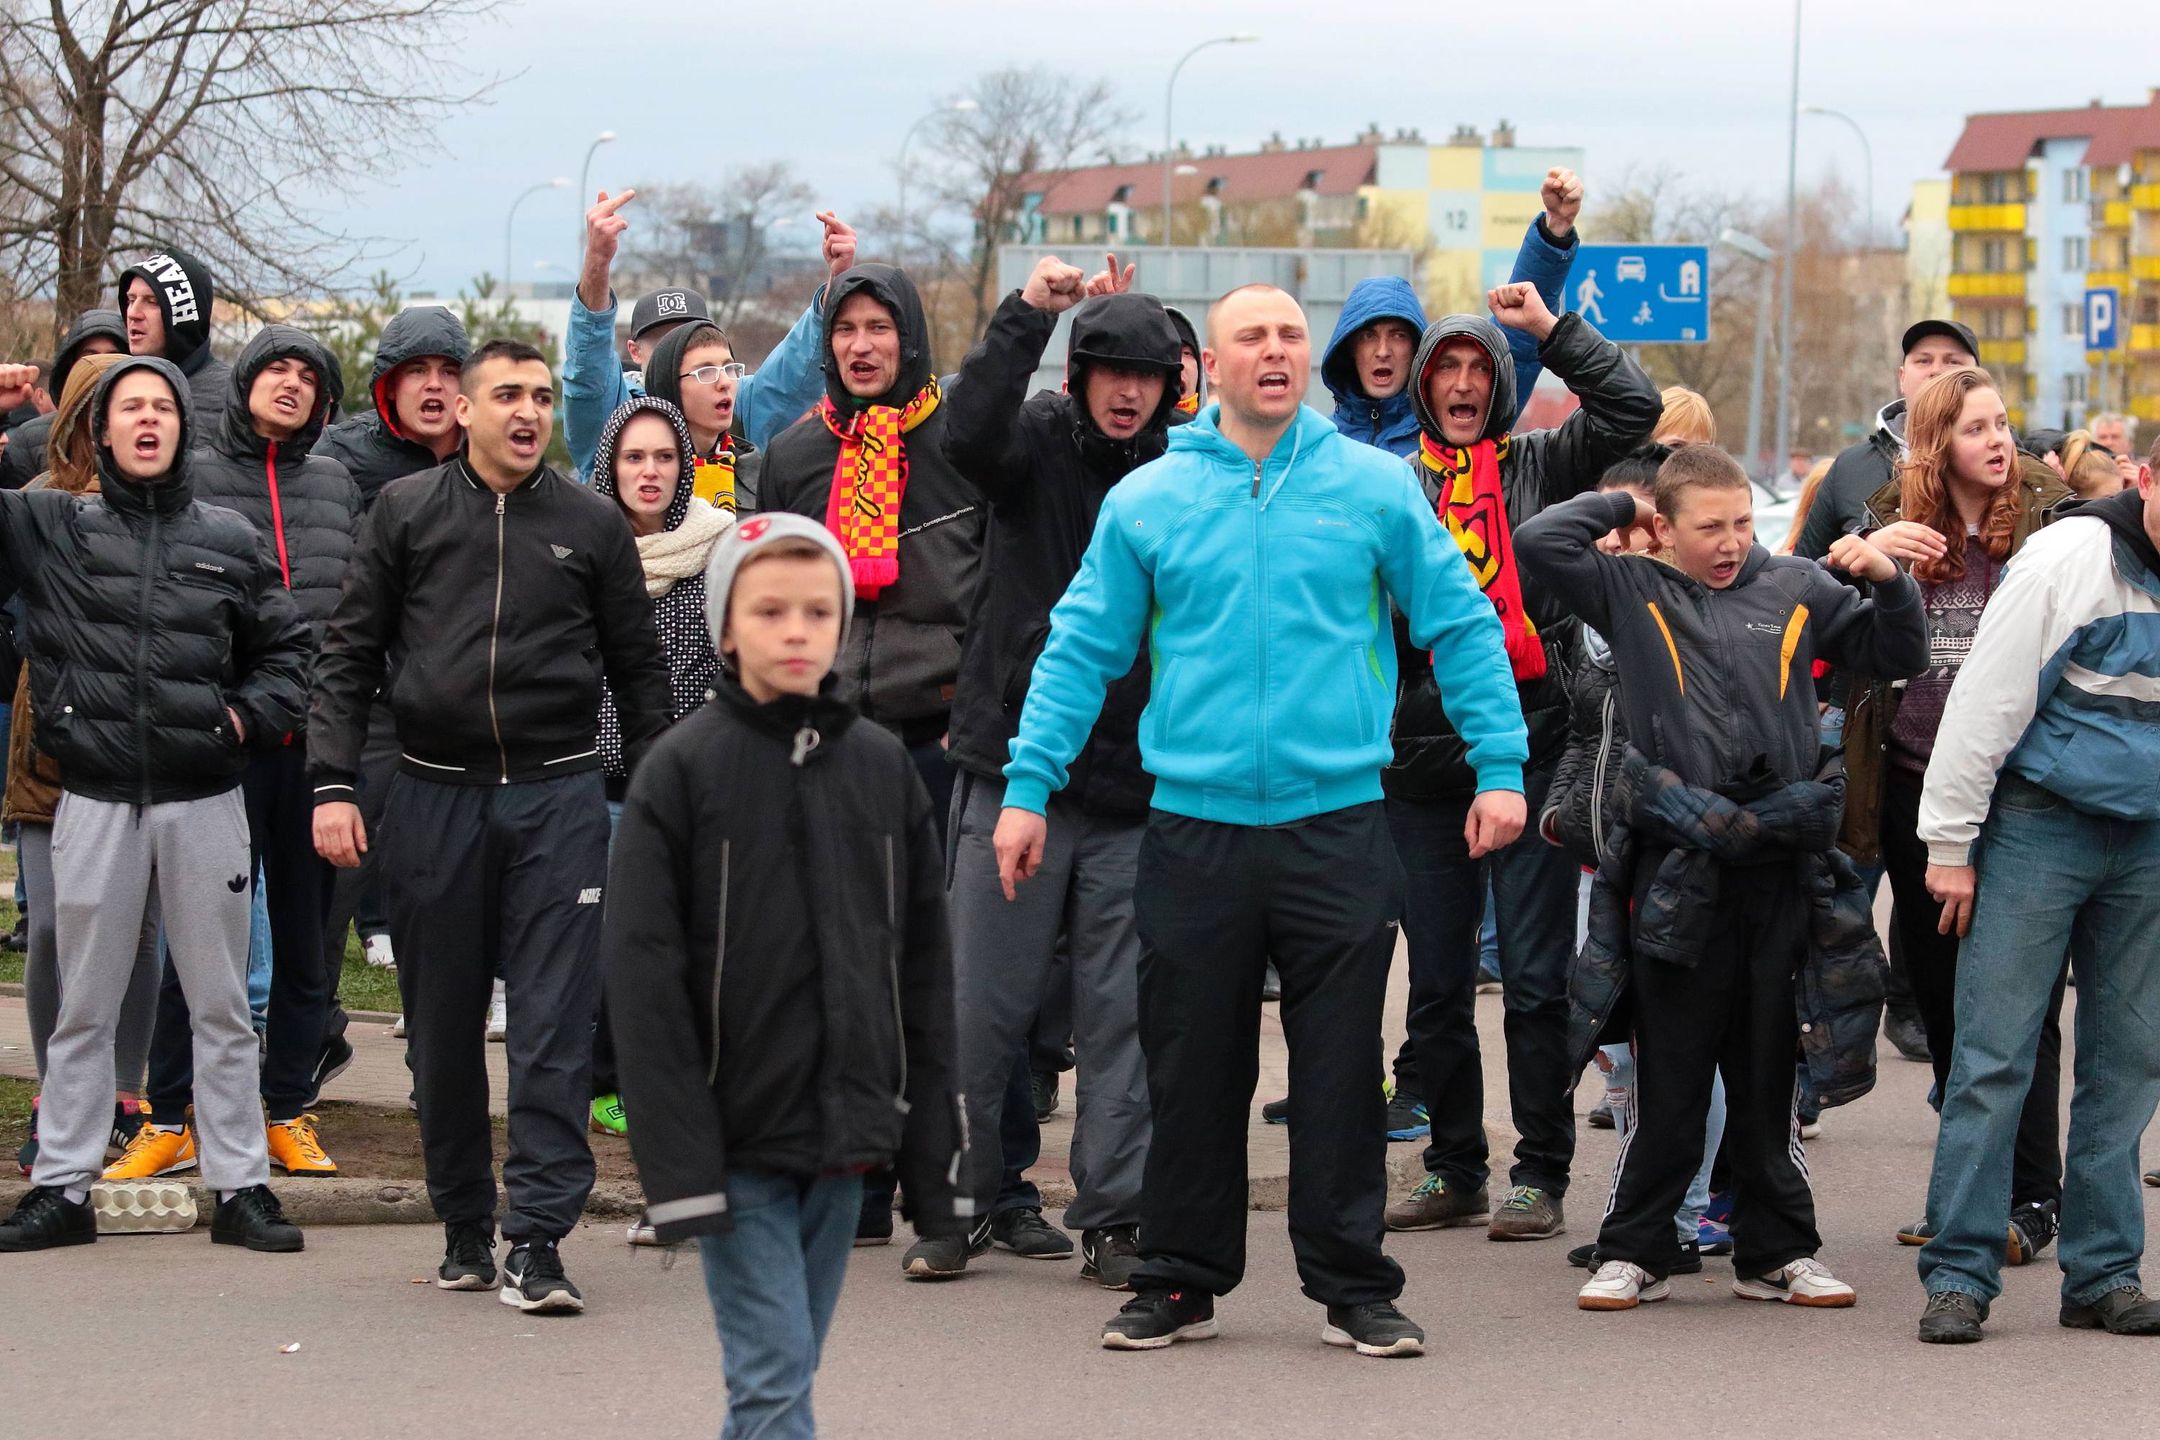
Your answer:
[1,937,1523,1211]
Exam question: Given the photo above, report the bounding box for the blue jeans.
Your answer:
[1920,776,2160,1306]
[1601,1043,1726,1242]
[698,1170,865,1440]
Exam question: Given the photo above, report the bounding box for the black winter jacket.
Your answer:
[942,289,1181,816]
[602,679,968,1245]
[1384,312,1661,802]
[1793,400,1903,561]
[758,264,983,740]
[1540,625,1623,868]
[315,307,472,508]
[0,356,310,804]
[115,247,231,432]
[189,327,361,658]
[308,457,672,792]
[0,309,128,491]
[1566,750,1888,1110]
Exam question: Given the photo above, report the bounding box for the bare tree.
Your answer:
[616,163,819,328]
[0,0,498,349]
[919,66,1134,337]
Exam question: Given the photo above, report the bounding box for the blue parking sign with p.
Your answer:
[2086,288,2120,351]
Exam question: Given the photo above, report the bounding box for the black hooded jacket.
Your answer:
[642,322,765,512]
[115,247,230,428]
[1384,311,1661,801]
[942,289,1181,815]
[0,309,129,490]
[189,326,361,658]
[758,264,983,738]
[602,675,967,1244]
[316,307,473,508]
[0,356,310,803]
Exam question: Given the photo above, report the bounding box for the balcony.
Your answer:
[2131,323,2160,354]
[2087,269,2130,292]
[1977,338,2026,367]
[2090,198,2131,229]
[1947,272,2025,298]
[2133,184,2160,209]
[1948,203,2027,231]
[2133,395,2160,424]
[2133,256,2160,282]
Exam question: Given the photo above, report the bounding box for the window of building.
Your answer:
[2065,372,2088,405]
[1981,237,2007,271]
[2064,303,2083,336]
[1980,172,2010,203]
[2063,235,2086,272]
[1982,308,2008,339]
[2063,168,2087,204]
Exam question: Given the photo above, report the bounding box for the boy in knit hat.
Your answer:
[603,511,966,1438]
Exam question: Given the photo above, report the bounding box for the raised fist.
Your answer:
[1488,281,1558,340]
[0,363,38,413]
[1021,256,1089,313]
[1541,167,1585,238]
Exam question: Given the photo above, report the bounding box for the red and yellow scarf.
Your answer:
[1173,391,1201,418]
[689,443,738,512]
[817,378,942,600]
[1417,432,1544,682]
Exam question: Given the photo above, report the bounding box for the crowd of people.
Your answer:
[0,160,2157,1437]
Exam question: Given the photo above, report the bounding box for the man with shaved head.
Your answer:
[992,283,1530,1358]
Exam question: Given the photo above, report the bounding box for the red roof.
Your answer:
[1022,144,1378,216]
[1943,97,2160,171]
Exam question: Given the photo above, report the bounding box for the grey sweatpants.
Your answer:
[32,789,266,1193]
[947,771,1149,1232]
[19,821,163,1088]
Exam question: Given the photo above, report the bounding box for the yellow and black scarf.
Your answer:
[817,378,942,600]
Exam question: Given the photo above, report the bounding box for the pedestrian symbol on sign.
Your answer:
[1576,271,1606,326]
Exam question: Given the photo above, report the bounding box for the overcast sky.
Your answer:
[348,0,2156,294]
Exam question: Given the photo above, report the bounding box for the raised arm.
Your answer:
[736,212,857,451]
[566,189,638,480]
[941,257,1092,503]
[1515,488,1645,640]
[1499,167,1584,418]
[1501,296,1662,507]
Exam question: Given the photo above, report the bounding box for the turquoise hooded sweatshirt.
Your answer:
[1003,403,1529,826]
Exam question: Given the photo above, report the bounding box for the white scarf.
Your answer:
[636,496,734,597]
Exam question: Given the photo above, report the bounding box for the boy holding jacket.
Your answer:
[604,512,966,1436]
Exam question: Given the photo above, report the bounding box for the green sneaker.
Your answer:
[1384,1174,1490,1231]
[589,1095,627,1137]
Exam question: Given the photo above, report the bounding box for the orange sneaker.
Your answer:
[266,1115,338,1176]
[103,1124,197,1179]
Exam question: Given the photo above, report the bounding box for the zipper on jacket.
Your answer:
[884,834,908,1107]
[707,840,729,1086]
[264,442,293,588]
[486,491,509,783]
[133,508,164,806]
[1589,690,1615,865]
[1250,460,1271,824]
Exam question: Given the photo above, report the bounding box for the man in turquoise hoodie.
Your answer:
[994,284,1530,1359]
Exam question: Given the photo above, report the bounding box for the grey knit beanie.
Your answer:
[703,512,856,656]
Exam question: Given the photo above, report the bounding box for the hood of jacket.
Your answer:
[369,306,471,436]
[216,325,343,461]
[1164,304,1203,403]
[1065,292,1184,468]
[819,263,932,413]
[115,246,216,373]
[590,394,699,534]
[89,355,196,516]
[1409,313,1516,446]
[1322,275,1429,423]
[47,351,129,494]
[1162,400,1342,493]
[52,309,128,397]
[640,320,726,424]
[2064,485,2160,582]
[1874,398,1908,457]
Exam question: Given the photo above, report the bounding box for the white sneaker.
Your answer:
[1733,1256,1855,1308]
[626,1216,660,1247]
[1798,1118,1823,1140]
[362,932,397,970]
[390,1014,407,1038]
[1579,1259,1669,1310]
[486,981,507,1042]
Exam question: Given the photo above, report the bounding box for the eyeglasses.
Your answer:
[681,362,747,386]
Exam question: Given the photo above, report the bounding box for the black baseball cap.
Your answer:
[629,288,711,341]
[1900,318,1979,360]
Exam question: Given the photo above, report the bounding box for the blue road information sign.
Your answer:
[1563,244,1711,344]
[2086,287,2121,351]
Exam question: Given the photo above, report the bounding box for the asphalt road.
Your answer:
[7,1026,2157,1440]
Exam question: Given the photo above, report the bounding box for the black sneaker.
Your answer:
[1918,1290,1987,1344]
[990,1206,1074,1260]
[1322,1300,1426,1358]
[1568,1240,1699,1275]
[1567,1240,1599,1269]
[2008,1200,2058,1267]
[1081,1225,1142,1290]
[1102,1289,1217,1350]
[438,1219,497,1290]
[2060,1286,2160,1335]
[108,1099,148,1154]
[1383,1090,1430,1142]
[1587,1098,1615,1130]
[1261,1096,1290,1125]
[902,1218,990,1280]
[211,1184,304,1253]
[1031,1070,1060,1122]
[304,1032,355,1110]
[1261,962,1281,1002]
[500,1239,583,1314]
[0,1185,97,1252]
[1883,1011,1931,1064]
[2146,1169,2160,1188]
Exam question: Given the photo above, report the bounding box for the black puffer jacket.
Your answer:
[308,456,671,791]
[115,247,231,430]
[1540,625,1623,868]
[1384,311,1661,802]
[758,264,983,740]
[315,307,472,508]
[603,678,967,1244]
[942,289,1181,817]
[0,356,310,804]
[189,327,361,656]
[0,309,128,490]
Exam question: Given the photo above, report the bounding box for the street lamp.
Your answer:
[897,98,978,244]
[505,177,569,293]
[1774,0,1802,485]
[1802,105,1873,246]
[1720,227,1778,483]
[1163,35,1259,247]
[574,130,618,252]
